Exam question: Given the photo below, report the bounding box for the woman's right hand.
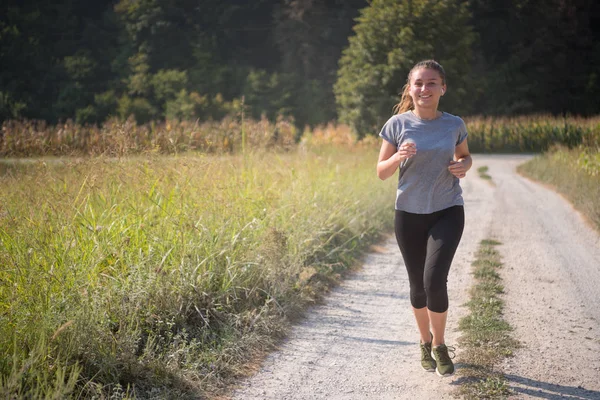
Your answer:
[396,141,417,162]
[377,139,416,180]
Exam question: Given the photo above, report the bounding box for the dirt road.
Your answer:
[231,154,600,400]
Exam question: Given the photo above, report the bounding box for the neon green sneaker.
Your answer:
[431,344,456,377]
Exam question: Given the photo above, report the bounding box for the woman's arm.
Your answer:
[377,139,416,180]
[448,139,472,179]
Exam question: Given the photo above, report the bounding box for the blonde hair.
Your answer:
[393,60,446,114]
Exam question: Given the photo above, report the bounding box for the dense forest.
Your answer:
[1,0,600,135]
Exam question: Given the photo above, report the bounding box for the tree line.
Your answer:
[1,0,599,135]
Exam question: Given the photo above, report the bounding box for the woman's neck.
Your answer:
[411,108,441,121]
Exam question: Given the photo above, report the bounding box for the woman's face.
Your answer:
[409,68,446,109]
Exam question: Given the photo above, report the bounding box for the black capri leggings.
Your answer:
[394,205,465,313]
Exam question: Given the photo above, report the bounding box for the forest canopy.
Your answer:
[1,0,599,136]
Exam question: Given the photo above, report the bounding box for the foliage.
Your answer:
[0,1,118,122]
[273,0,368,128]
[2,0,600,130]
[335,0,476,137]
[0,146,395,398]
[151,69,188,104]
[0,92,26,121]
[468,0,600,116]
[243,69,294,121]
[117,96,157,124]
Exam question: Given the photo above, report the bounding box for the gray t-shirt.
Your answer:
[379,111,468,214]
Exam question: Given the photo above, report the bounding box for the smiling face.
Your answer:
[409,68,446,111]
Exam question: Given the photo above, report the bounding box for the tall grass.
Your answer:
[3,114,600,157]
[0,144,395,398]
[517,145,600,231]
[2,114,598,397]
[465,114,600,153]
[0,116,296,157]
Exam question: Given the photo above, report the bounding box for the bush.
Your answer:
[118,96,157,124]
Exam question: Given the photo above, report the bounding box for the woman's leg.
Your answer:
[428,310,448,347]
[424,206,465,346]
[413,306,432,343]
[395,210,432,343]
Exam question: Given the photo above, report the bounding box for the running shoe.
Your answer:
[431,344,456,377]
[420,339,436,372]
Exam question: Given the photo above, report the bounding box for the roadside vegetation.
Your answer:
[2,114,598,157]
[477,166,493,183]
[0,131,394,398]
[455,239,519,400]
[0,116,298,157]
[465,114,600,153]
[517,145,600,232]
[1,115,599,398]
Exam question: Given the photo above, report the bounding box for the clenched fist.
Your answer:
[448,160,467,178]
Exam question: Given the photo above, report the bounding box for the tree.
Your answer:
[335,0,476,137]
[273,0,366,127]
[468,0,600,116]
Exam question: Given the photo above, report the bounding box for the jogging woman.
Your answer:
[376,60,472,377]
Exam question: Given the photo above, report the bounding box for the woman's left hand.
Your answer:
[448,160,467,178]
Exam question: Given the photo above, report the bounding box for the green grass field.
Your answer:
[0,146,395,398]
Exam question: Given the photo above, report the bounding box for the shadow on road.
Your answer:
[452,372,600,399]
[504,374,600,400]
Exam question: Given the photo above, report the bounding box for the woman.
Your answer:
[376,59,471,377]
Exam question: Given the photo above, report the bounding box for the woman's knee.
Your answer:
[424,280,449,313]
[426,289,449,313]
[410,289,427,309]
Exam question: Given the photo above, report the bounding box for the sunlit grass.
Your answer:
[0,146,395,398]
[3,114,600,156]
[465,114,600,153]
[456,239,518,400]
[2,114,598,398]
[0,115,297,157]
[517,145,600,231]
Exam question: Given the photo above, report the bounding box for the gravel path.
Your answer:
[231,154,600,400]
[486,155,600,399]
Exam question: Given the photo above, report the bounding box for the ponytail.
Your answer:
[393,83,414,114]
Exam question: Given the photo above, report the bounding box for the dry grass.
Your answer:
[517,146,600,231]
[0,116,297,157]
[4,114,599,157]
[0,146,396,398]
